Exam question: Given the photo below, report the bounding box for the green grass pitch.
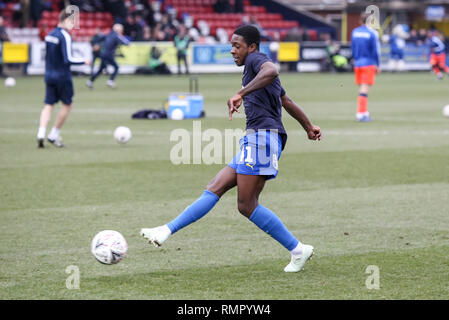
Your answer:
[0,72,448,299]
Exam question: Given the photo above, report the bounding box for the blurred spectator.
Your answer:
[249,15,263,32]
[407,28,419,45]
[11,1,23,27]
[213,0,231,13]
[234,0,244,13]
[149,46,171,74]
[152,22,169,41]
[30,0,43,27]
[284,27,306,72]
[0,15,9,77]
[284,26,307,42]
[326,41,350,73]
[271,31,281,42]
[89,0,104,11]
[103,0,127,23]
[21,0,30,27]
[160,13,176,40]
[238,15,250,28]
[174,24,189,74]
[134,13,146,39]
[143,1,155,28]
[417,28,427,45]
[124,14,143,41]
[320,33,331,42]
[141,25,153,41]
[188,27,200,42]
[69,0,89,11]
[135,46,171,75]
[41,1,53,12]
[0,16,10,42]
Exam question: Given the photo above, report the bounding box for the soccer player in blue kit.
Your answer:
[37,9,90,148]
[141,25,322,272]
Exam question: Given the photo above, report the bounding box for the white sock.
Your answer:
[356,111,370,119]
[290,242,303,256]
[161,224,172,236]
[37,127,46,139]
[48,127,60,140]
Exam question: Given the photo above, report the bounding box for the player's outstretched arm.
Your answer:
[228,61,278,120]
[281,94,322,141]
[239,61,278,97]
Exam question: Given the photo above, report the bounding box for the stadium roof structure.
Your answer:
[278,0,449,11]
[276,0,346,11]
[252,0,337,36]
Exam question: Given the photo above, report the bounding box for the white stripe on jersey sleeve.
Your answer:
[45,35,60,44]
[431,36,445,52]
[61,29,85,64]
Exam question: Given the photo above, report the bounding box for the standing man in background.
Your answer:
[0,16,10,77]
[351,12,380,122]
[86,23,130,89]
[174,25,190,75]
[0,16,10,42]
[37,9,90,148]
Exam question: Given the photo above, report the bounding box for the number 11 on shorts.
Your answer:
[239,146,254,163]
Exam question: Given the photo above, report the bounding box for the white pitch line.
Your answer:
[1,106,449,123]
[0,128,161,136]
[313,115,449,123]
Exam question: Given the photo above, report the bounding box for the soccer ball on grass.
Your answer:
[443,105,449,118]
[91,230,128,265]
[114,126,132,144]
[4,77,16,87]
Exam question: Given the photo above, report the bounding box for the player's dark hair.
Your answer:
[59,8,74,23]
[360,12,371,24]
[233,25,260,49]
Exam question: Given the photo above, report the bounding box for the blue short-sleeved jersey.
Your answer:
[242,51,287,138]
[351,25,380,67]
[429,36,446,55]
[44,27,84,82]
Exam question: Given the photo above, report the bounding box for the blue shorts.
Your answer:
[44,80,74,105]
[228,130,283,180]
[390,50,404,60]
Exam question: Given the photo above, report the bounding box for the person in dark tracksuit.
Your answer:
[36,9,89,148]
[86,24,130,89]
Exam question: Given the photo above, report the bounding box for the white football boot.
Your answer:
[47,136,65,148]
[140,225,171,247]
[107,80,116,88]
[86,79,93,89]
[284,244,314,272]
